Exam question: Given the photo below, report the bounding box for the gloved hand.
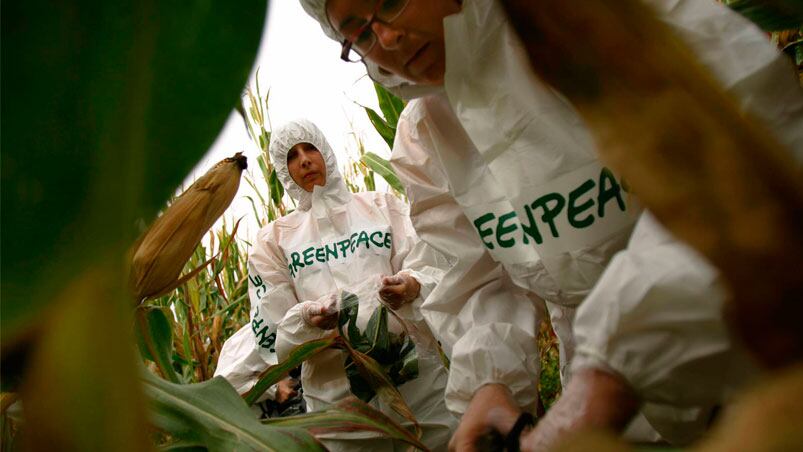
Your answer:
[275,376,299,404]
[301,294,338,330]
[449,383,522,452]
[379,272,421,309]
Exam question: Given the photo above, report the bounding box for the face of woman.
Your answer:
[287,142,327,192]
[326,0,461,85]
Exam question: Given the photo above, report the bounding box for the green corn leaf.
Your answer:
[2,0,266,342]
[265,396,429,451]
[136,306,181,384]
[243,336,340,406]
[338,291,364,346]
[373,82,406,130]
[269,168,285,207]
[365,107,396,148]
[343,345,420,434]
[143,371,324,452]
[361,152,405,194]
[399,342,419,381]
[365,305,391,360]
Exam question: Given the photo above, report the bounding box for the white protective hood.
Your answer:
[268,119,351,213]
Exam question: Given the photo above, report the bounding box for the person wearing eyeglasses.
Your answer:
[299,0,803,450]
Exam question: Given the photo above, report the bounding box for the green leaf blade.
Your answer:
[144,371,325,452]
[361,152,405,194]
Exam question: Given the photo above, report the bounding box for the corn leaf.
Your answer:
[338,291,365,348]
[365,305,391,360]
[143,372,324,452]
[1,0,266,341]
[343,345,420,433]
[361,152,405,194]
[365,107,396,148]
[243,336,340,406]
[373,82,406,130]
[21,267,151,451]
[265,396,429,451]
[136,306,181,384]
[269,168,285,207]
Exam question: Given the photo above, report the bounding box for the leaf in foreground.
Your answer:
[243,336,340,406]
[265,396,429,451]
[143,371,323,452]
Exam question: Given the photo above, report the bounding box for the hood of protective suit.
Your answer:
[269,119,351,212]
[298,0,442,100]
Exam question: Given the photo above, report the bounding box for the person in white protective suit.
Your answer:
[299,0,803,449]
[217,118,456,451]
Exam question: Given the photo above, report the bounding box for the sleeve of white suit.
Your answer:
[248,226,335,363]
[391,95,542,415]
[214,324,277,402]
[572,212,760,408]
[380,192,449,323]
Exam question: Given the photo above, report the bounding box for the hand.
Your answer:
[379,273,421,309]
[449,384,522,452]
[301,296,338,330]
[275,377,299,404]
[519,368,639,451]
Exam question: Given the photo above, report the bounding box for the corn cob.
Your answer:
[130,153,247,303]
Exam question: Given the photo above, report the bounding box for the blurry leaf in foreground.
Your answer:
[136,306,181,384]
[695,364,803,452]
[130,153,247,302]
[21,266,150,451]
[1,0,267,344]
[143,371,324,452]
[265,396,429,451]
[499,0,803,367]
[361,152,406,194]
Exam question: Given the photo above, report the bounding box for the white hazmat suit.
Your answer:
[218,119,456,451]
[299,0,803,443]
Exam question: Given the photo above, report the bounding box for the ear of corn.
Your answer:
[130,153,248,303]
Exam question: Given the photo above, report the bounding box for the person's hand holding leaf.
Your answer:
[379,273,421,309]
[301,293,339,330]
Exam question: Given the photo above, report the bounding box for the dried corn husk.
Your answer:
[696,364,803,452]
[130,152,247,303]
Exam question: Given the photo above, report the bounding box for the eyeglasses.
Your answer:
[338,0,411,63]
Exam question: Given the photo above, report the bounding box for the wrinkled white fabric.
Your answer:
[220,119,456,450]
[391,95,545,414]
[214,324,277,403]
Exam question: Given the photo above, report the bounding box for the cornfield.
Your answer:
[4,1,799,450]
